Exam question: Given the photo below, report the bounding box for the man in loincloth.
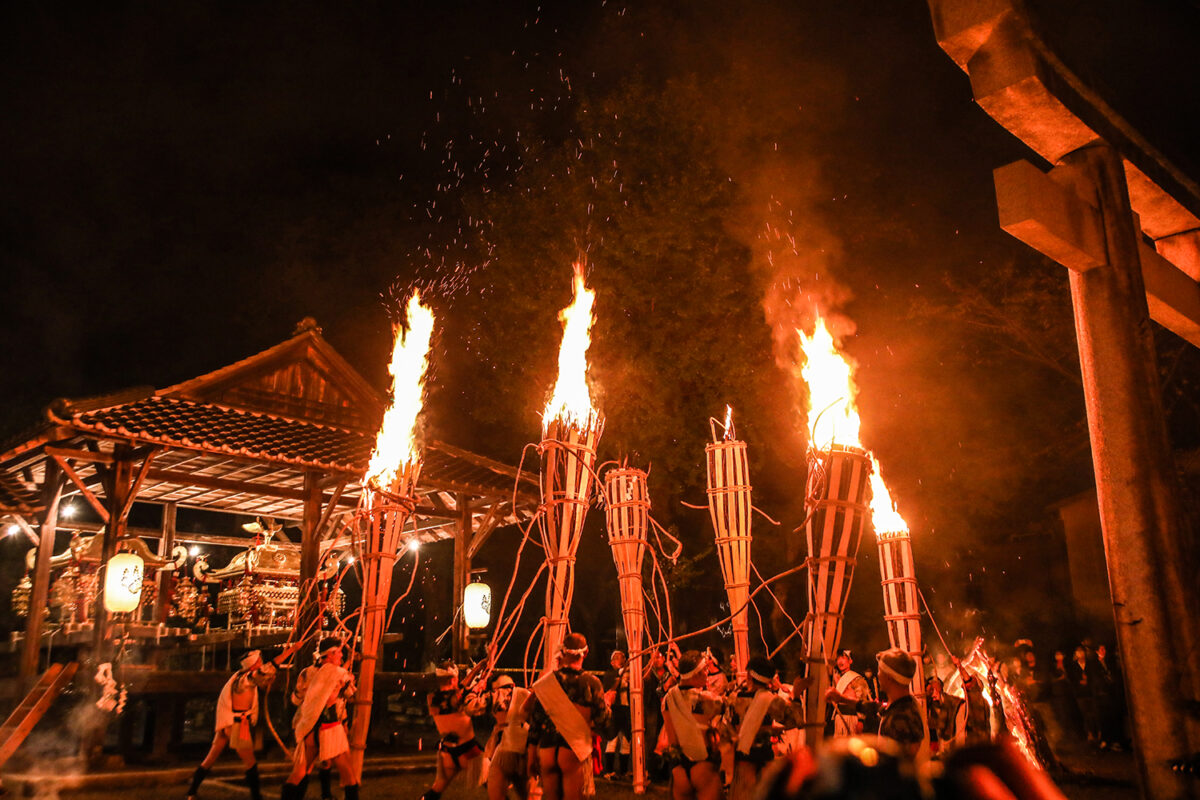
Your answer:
[186,642,302,800]
[485,673,532,800]
[724,656,807,800]
[281,638,358,800]
[826,648,925,760]
[420,660,489,800]
[661,650,725,800]
[290,647,343,800]
[525,633,609,800]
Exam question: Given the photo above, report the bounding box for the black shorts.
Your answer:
[439,736,482,761]
[665,745,720,772]
[734,743,775,767]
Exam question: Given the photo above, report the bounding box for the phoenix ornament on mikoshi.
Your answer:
[797,318,873,737]
[347,292,435,776]
[538,263,604,668]
[705,406,753,682]
[604,466,650,793]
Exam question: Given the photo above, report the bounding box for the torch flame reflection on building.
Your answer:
[348,292,436,776]
[539,263,604,668]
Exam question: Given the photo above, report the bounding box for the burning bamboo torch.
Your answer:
[539,263,604,668]
[870,465,925,700]
[705,407,752,682]
[348,292,436,777]
[797,319,872,741]
[604,466,649,793]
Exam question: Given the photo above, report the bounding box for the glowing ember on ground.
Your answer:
[543,262,597,433]
[365,291,436,490]
[798,317,862,449]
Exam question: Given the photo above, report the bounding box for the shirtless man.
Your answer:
[420,660,489,800]
[525,633,609,800]
[724,656,806,800]
[661,650,725,800]
[186,642,302,800]
[282,638,358,800]
[486,674,532,800]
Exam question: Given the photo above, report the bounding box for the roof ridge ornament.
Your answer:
[292,317,322,336]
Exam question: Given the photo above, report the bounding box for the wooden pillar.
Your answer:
[155,502,177,624]
[1061,143,1200,798]
[92,446,134,656]
[295,471,323,651]
[20,462,64,680]
[452,493,471,664]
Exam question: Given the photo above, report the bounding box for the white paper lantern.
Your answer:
[104,552,145,613]
[463,581,491,629]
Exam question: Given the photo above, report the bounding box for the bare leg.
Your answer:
[539,748,562,800]
[671,765,695,800]
[487,758,510,800]
[286,732,320,785]
[691,762,723,800]
[235,746,257,769]
[431,750,459,793]
[199,730,230,769]
[556,747,584,800]
[331,751,357,786]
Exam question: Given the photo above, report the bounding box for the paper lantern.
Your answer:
[104,552,145,613]
[464,581,492,629]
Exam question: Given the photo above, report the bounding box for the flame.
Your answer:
[365,292,436,489]
[543,262,597,433]
[797,317,862,449]
[869,459,909,536]
[943,645,1042,769]
[723,405,734,441]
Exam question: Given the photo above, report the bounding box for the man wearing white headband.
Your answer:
[825,647,924,759]
[661,649,725,800]
[724,656,807,800]
[485,673,531,800]
[282,638,358,800]
[421,659,489,800]
[524,632,608,800]
[186,641,303,800]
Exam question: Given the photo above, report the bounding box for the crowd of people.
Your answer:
[182,632,1124,800]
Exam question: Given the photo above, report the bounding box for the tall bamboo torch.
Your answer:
[870,464,925,702]
[348,293,436,778]
[605,466,650,793]
[705,407,752,682]
[539,263,604,668]
[797,318,872,743]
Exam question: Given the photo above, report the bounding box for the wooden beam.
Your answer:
[7,514,38,547]
[317,480,349,540]
[295,472,323,655]
[468,501,510,559]
[93,447,134,653]
[119,449,158,524]
[452,493,471,664]
[43,446,114,465]
[51,455,109,524]
[20,465,63,680]
[1139,238,1200,347]
[145,467,307,501]
[155,503,177,625]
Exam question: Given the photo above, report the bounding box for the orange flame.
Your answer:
[365,292,436,490]
[543,263,597,434]
[797,315,909,538]
[944,645,1042,768]
[797,317,862,449]
[869,459,909,537]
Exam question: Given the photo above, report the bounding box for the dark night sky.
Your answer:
[2,1,1198,658]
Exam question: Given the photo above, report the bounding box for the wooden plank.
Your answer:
[155,503,177,625]
[452,493,470,663]
[20,468,63,680]
[51,455,110,523]
[43,446,114,465]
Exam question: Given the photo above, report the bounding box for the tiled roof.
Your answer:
[66,395,372,473]
[0,472,40,514]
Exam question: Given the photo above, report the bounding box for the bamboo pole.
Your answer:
[705,433,752,682]
[605,466,649,793]
[348,466,420,778]
[538,414,604,668]
[875,529,924,697]
[802,445,871,744]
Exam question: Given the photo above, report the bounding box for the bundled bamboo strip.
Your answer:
[876,528,925,696]
[349,466,421,777]
[803,445,871,742]
[705,436,752,681]
[539,414,604,668]
[605,466,650,793]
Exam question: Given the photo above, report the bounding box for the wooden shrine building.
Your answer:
[0,319,538,693]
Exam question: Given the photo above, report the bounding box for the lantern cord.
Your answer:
[524,617,546,686]
[488,562,549,675]
[383,546,422,631]
[750,562,806,651]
